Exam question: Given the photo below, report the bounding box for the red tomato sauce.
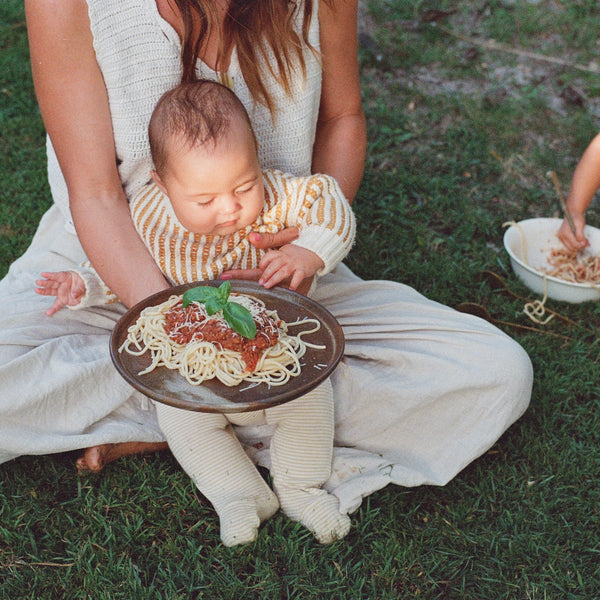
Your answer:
[163,301,280,372]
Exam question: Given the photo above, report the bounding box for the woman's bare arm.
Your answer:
[313,0,366,203]
[222,1,364,288]
[25,0,169,307]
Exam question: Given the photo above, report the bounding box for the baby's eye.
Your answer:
[196,198,215,206]
[237,183,255,194]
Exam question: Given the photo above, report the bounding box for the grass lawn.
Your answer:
[1,1,600,598]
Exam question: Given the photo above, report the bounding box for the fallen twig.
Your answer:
[5,559,76,568]
[438,25,600,74]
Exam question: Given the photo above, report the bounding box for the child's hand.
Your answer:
[258,245,324,291]
[557,213,589,252]
[35,271,86,316]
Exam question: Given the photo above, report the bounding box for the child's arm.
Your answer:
[224,172,355,292]
[279,172,356,274]
[257,173,355,290]
[35,265,119,316]
[558,133,600,251]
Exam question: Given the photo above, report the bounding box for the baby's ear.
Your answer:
[151,170,168,195]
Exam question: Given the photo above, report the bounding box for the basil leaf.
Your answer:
[204,296,228,316]
[217,280,231,302]
[223,302,257,339]
[182,285,220,308]
[181,282,255,339]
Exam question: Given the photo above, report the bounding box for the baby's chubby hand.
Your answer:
[258,245,324,291]
[35,271,86,316]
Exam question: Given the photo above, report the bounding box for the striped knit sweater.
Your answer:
[73,169,355,307]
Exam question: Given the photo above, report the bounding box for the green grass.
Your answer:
[2,1,600,598]
[0,3,50,274]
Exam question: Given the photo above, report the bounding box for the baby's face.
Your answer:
[154,127,264,236]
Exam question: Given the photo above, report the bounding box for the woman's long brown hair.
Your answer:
[174,0,317,114]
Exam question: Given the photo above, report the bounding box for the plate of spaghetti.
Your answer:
[110,280,345,413]
[503,218,600,303]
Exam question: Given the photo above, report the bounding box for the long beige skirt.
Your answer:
[0,205,532,513]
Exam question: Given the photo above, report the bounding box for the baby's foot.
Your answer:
[219,499,260,547]
[255,490,280,522]
[277,488,351,544]
[218,493,279,547]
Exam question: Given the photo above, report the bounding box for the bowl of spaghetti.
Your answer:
[503,217,600,303]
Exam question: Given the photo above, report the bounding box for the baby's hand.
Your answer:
[35,271,86,316]
[258,245,324,291]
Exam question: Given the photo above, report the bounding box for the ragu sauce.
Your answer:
[163,299,280,372]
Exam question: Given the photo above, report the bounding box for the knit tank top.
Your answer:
[46,0,322,232]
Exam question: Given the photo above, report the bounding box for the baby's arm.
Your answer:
[35,264,119,315]
[258,246,324,290]
[283,172,356,274]
[558,132,600,251]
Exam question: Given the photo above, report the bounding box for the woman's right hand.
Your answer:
[557,212,588,252]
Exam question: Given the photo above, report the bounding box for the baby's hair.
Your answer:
[149,79,256,176]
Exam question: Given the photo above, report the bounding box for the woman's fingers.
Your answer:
[220,268,262,282]
[247,227,299,250]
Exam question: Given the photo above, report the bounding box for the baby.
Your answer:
[36,80,355,546]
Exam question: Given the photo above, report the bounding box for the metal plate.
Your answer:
[110,280,344,413]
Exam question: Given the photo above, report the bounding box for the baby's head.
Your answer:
[149,80,265,236]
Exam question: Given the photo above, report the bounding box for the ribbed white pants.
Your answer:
[155,379,350,545]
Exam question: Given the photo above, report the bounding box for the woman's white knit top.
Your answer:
[46,0,322,232]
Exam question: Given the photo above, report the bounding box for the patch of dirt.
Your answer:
[357,1,600,122]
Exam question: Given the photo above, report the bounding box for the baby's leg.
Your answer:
[266,380,350,544]
[155,404,278,547]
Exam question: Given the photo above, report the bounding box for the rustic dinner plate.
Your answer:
[110,280,344,413]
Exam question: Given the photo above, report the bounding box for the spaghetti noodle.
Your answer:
[542,247,600,285]
[119,292,323,387]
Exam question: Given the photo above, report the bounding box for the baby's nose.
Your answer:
[220,194,240,213]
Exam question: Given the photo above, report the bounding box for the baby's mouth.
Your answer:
[219,218,238,229]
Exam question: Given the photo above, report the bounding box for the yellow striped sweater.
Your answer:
[72,169,355,307]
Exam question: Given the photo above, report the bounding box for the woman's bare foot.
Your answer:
[76,441,168,473]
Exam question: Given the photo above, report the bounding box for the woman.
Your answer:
[1,0,532,514]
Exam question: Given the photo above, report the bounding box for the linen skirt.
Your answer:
[0,205,532,513]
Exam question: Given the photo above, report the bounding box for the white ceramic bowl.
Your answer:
[503,217,600,303]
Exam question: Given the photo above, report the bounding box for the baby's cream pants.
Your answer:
[155,379,350,545]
